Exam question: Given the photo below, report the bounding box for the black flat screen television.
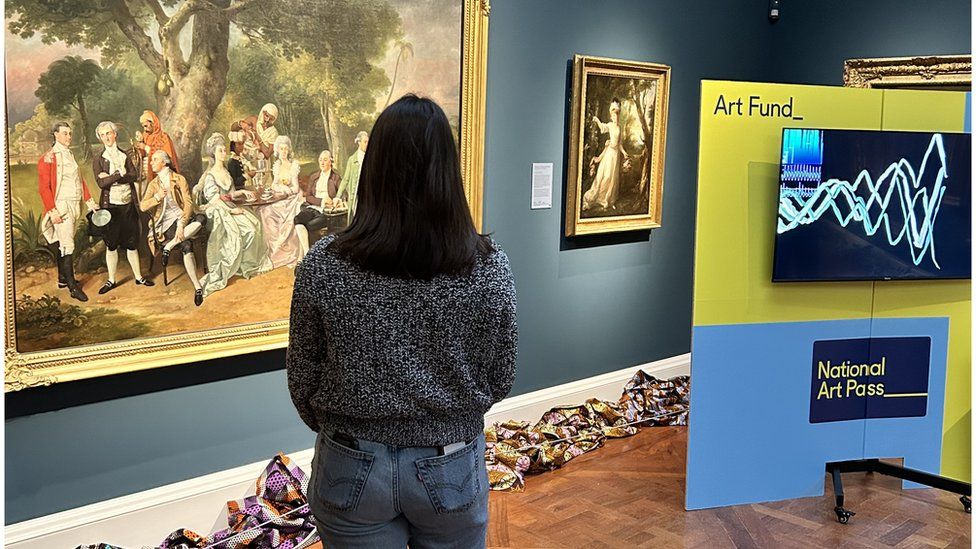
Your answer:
[773,128,971,282]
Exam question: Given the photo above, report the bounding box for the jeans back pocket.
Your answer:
[312,433,375,512]
[415,437,485,514]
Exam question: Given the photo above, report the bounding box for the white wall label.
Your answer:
[531,162,553,209]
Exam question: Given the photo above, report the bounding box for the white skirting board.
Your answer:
[5,353,690,547]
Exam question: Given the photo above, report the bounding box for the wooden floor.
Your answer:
[486,427,970,548]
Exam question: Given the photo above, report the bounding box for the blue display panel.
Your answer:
[774,129,972,281]
[686,317,948,510]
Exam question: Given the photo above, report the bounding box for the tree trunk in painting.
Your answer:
[327,101,346,166]
[154,9,231,185]
[631,84,655,196]
[319,96,345,163]
[76,94,94,160]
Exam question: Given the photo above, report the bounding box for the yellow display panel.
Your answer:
[693,80,971,481]
[694,81,881,327]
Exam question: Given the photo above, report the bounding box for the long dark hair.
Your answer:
[333,94,491,279]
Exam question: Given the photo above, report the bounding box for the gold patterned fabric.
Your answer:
[485,372,689,491]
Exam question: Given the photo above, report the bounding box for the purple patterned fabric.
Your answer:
[78,454,319,549]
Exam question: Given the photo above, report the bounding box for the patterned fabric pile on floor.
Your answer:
[77,371,687,547]
[485,371,690,491]
[76,454,319,549]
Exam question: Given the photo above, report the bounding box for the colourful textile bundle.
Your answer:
[163,453,318,549]
[77,371,689,547]
[485,372,689,491]
[78,454,319,549]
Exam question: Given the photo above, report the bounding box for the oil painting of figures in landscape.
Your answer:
[5,0,463,353]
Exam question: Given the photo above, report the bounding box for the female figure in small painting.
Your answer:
[197,133,271,298]
[582,98,625,212]
[257,135,304,268]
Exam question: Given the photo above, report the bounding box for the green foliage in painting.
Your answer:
[15,294,150,352]
[7,0,404,180]
[35,56,103,155]
[10,198,52,263]
[16,294,89,329]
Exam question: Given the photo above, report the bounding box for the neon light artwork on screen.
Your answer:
[773,128,971,281]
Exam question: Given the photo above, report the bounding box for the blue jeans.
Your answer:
[309,431,489,548]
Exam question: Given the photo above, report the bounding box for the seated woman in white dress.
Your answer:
[196,133,272,299]
[255,135,304,268]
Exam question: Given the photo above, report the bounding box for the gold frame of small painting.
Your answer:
[565,54,671,236]
[4,0,491,392]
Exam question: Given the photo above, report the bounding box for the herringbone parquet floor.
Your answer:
[486,427,971,548]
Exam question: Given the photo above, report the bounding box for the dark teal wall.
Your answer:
[480,0,772,394]
[6,0,970,524]
[769,0,971,85]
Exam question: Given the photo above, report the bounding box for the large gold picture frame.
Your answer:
[565,55,670,237]
[844,54,972,90]
[4,0,490,392]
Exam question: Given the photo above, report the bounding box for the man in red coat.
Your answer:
[38,121,98,302]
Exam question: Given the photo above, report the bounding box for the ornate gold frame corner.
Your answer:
[3,1,490,392]
[565,54,671,237]
[844,54,972,89]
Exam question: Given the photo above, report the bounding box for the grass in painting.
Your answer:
[15,293,149,352]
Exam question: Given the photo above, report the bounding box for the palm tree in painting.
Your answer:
[384,40,414,109]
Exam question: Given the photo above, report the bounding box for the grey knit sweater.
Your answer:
[286,235,518,447]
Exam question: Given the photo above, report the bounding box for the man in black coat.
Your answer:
[295,149,344,260]
[93,120,154,294]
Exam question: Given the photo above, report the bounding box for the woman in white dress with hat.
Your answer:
[582,98,625,212]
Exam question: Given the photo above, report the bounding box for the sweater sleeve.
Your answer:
[286,260,327,432]
[488,250,518,404]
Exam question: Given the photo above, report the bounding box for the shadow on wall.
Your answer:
[5,348,286,418]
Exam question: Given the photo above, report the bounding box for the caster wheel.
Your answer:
[961,495,971,514]
[834,506,855,524]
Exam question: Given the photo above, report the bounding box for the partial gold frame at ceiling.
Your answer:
[844,55,972,90]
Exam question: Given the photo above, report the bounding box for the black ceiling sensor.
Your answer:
[769,0,781,22]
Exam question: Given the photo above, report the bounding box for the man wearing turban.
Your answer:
[236,104,279,186]
[137,110,180,184]
[255,103,279,153]
[238,103,278,163]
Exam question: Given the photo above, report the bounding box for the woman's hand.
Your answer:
[230,207,244,215]
[231,189,254,201]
